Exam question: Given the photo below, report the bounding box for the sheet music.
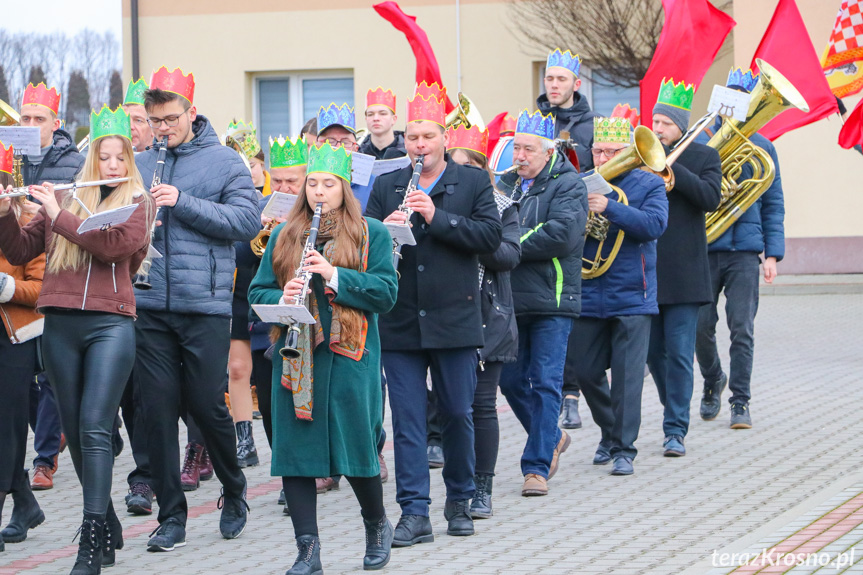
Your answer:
[372,156,412,176]
[252,304,316,325]
[350,152,376,186]
[707,85,751,122]
[582,172,614,196]
[76,204,139,234]
[384,223,416,246]
[262,192,298,219]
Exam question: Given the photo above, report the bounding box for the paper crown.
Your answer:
[447,125,490,157]
[149,66,195,105]
[0,141,13,175]
[21,83,61,115]
[408,82,447,126]
[124,78,148,106]
[726,68,760,93]
[269,136,308,169]
[227,120,261,159]
[656,78,695,112]
[308,143,352,182]
[318,103,356,134]
[546,49,581,78]
[500,114,517,135]
[90,105,131,142]
[366,87,396,113]
[414,81,447,103]
[612,104,640,129]
[515,110,555,141]
[593,117,632,145]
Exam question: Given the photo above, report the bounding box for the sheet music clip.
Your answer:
[384,223,416,247]
[69,182,93,216]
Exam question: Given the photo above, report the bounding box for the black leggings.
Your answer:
[43,311,135,517]
[282,475,385,537]
[0,335,37,493]
[472,361,503,476]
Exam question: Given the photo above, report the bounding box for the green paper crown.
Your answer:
[593,117,631,145]
[226,120,261,159]
[656,78,695,111]
[269,136,308,169]
[308,143,352,182]
[124,78,148,105]
[90,105,131,142]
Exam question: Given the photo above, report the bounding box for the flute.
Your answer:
[0,178,131,199]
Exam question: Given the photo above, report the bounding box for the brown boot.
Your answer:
[30,465,54,491]
[521,474,548,497]
[548,430,571,479]
[315,477,340,494]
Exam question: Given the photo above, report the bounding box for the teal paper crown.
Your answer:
[726,68,760,93]
[124,78,148,106]
[546,49,581,78]
[270,136,308,169]
[90,105,131,142]
[318,103,356,134]
[308,143,352,181]
[516,109,555,141]
[656,78,695,112]
[593,117,631,145]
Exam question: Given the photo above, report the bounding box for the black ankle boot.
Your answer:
[470,475,494,519]
[285,534,322,575]
[236,421,259,468]
[102,502,124,567]
[71,514,103,574]
[362,516,393,571]
[444,499,474,536]
[1,474,45,543]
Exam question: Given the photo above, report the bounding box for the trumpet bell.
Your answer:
[445,92,485,131]
[0,99,19,126]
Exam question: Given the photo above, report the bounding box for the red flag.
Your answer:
[640,0,736,127]
[373,2,455,112]
[485,112,508,159]
[752,0,839,140]
[838,96,863,148]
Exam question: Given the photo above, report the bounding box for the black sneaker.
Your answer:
[392,514,434,547]
[125,483,153,516]
[730,402,752,429]
[147,518,186,552]
[218,487,249,539]
[700,372,728,421]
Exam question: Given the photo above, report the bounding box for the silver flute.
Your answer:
[0,177,132,198]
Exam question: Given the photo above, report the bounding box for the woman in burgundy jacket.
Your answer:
[0,106,153,575]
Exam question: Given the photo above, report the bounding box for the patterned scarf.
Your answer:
[280,211,371,421]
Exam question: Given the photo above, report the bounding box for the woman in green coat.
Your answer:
[248,143,398,575]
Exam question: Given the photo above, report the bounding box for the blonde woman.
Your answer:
[0,106,154,575]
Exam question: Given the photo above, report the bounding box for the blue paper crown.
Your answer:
[318,103,356,134]
[516,109,555,141]
[726,68,760,93]
[546,49,581,78]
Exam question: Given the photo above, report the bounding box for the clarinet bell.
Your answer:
[279,324,302,359]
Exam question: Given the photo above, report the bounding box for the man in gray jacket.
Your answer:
[133,69,260,552]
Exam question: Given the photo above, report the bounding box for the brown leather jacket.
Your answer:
[0,211,45,343]
[0,193,153,319]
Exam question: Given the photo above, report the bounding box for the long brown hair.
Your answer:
[271,177,366,347]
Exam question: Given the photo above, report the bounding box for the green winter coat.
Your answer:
[247,217,398,477]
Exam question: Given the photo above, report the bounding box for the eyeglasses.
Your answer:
[147,111,188,128]
[319,137,356,149]
[591,147,626,159]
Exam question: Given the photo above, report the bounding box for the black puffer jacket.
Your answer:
[358,131,406,160]
[479,202,520,363]
[500,151,587,318]
[537,92,599,172]
[22,129,85,185]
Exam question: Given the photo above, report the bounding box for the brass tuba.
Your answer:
[444,92,485,131]
[704,59,808,243]
[582,126,666,280]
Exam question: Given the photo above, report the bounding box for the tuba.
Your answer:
[704,59,808,243]
[445,92,485,131]
[582,126,666,279]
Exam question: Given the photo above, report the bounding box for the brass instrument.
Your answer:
[77,135,90,154]
[133,139,168,290]
[704,58,808,243]
[280,202,324,360]
[583,125,666,279]
[250,220,275,258]
[0,99,24,188]
[445,93,485,131]
[653,111,719,191]
[392,154,424,272]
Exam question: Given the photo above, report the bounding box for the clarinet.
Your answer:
[279,202,324,360]
[392,154,424,271]
[133,139,168,290]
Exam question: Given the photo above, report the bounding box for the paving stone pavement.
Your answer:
[1,292,862,574]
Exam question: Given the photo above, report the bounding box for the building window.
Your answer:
[535,63,640,118]
[255,72,354,163]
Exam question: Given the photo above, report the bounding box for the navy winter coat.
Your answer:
[22,129,84,185]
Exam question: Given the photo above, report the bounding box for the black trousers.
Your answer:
[119,372,151,487]
[251,349,273,447]
[43,312,135,516]
[472,361,503,476]
[134,310,246,525]
[568,315,651,460]
[282,475,384,538]
[0,335,37,492]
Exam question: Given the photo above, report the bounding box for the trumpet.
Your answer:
[279,202,324,360]
[392,154,424,271]
[1,177,132,199]
[133,139,168,290]
[250,221,275,258]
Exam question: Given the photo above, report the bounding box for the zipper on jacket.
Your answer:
[209,248,216,295]
[641,253,647,299]
[163,153,179,312]
[112,263,118,293]
[0,306,19,344]
[82,256,93,309]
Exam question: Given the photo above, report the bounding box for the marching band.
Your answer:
[0,44,796,574]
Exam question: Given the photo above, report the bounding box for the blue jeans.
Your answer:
[383,348,477,516]
[499,315,572,478]
[696,252,760,404]
[29,373,63,469]
[647,303,700,438]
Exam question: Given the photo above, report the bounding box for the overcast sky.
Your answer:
[1,0,121,37]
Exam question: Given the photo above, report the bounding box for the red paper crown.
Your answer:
[366,87,396,113]
[414,81,447,104]
[21,83,61,115]
[447,125,490,157]
[407,94,446,126]
[611,104,640,128]
[500,114,517,135]
[0,141,13,175]
[149,66,196,105]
